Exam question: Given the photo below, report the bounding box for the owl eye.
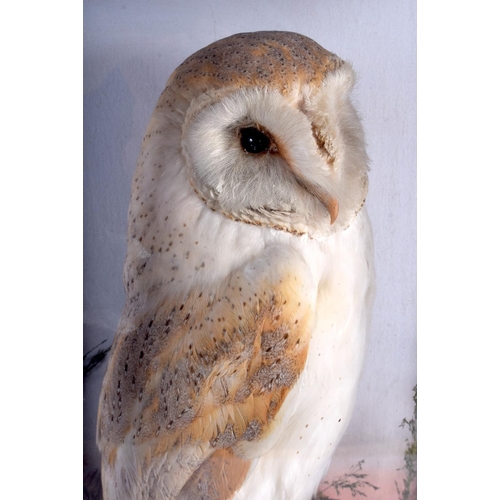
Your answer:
[239,127,271,154]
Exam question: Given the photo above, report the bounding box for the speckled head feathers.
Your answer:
[169,31,344,98]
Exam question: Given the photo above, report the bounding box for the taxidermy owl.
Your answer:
[97,31,374,500]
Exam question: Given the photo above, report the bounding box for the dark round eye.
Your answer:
[239,127,271,154]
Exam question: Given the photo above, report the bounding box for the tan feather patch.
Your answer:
[178,448,250,500]
[98,254,315,493]
[166,31,343,100]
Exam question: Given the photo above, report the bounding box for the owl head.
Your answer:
[133,31,368,241]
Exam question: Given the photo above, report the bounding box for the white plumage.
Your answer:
[97,31,374,500]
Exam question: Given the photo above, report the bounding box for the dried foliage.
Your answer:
[395,385,417,500]
[316,460,379,499]
[84,339,111,378]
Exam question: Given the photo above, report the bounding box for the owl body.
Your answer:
[97,32,374,500]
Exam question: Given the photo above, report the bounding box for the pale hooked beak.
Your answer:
[274,135,339,225]
[324,195,339,225]
[311,187,339,225]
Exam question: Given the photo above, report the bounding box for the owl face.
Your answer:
[152,32,368,238]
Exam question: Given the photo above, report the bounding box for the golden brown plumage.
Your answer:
[98,249,316,497]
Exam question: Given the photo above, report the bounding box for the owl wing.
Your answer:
[97,245,317,499]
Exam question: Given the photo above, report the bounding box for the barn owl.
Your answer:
[97,31,374,500]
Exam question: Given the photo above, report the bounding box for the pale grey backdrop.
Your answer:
[84,1,416,497]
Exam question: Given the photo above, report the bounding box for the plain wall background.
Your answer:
[83,0,416,497]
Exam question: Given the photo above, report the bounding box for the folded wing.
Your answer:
[97,247,317,499]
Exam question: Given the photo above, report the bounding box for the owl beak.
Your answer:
[315,190,339,225]
[296,177,340,225]
[276,141,339,225]
[306,184,338,225]
[327,198,339,225]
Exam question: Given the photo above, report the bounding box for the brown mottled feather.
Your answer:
[166,31,343,99]
[178,449,251,500]
[98,255,315,497]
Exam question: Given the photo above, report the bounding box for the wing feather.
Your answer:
[97,247,317,499]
